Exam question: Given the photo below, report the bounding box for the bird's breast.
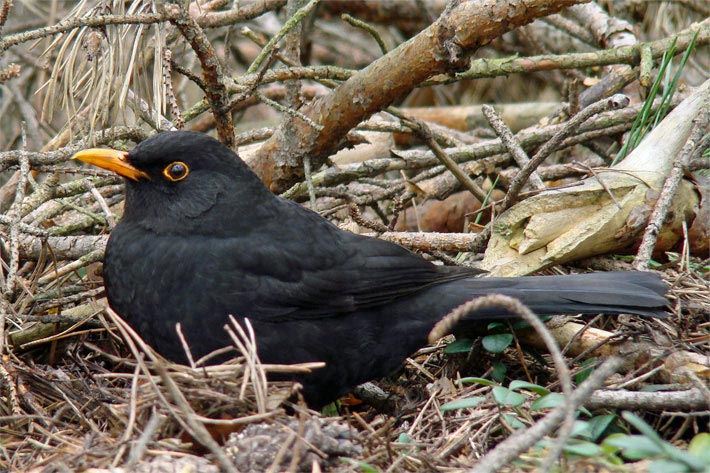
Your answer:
[104,224,241,361]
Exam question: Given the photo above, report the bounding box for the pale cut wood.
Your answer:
[480,80,709,276]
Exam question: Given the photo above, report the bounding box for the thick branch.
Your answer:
[250,0,589,192]
[585,389,707,411]
[426,20,708,85]
[18,231,489,261]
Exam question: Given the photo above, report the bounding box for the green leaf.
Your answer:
[492,386,526,407]
[563,440,603,457]
[665,449,710,473]
[652,30,699,128]
[342,458,380,472]
[444,338,474,354]
[622,411,665,445]
[440,396,486,412]
[574,358,597,384]
[482,333,513,353]
[321,401,339,416]
[459,377,497,386]
[688,433,710,463]
[601,437,622,456]
[621,411,705,470]
[648,459,690,473]
[510,315,551,330]
[587,415,616,441]
[357,461,380,473]
[603,434,663,460]
[531,393,566,410]
[487,322,505,331]
[491,361,507,383]
[501,413,526,430]
[570,420,593,440]
[602,451,625,466]
[397,433,413,444]
[529,393,591,416]
[508,380,550,396]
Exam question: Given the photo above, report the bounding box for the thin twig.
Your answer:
[175,323,196,370]
[162,49,183,129]
[634,108,708,270]
[83,179,115,229]
[301,156,317,208]
[341,13,388,54]
[225,316,269,414]
[481,105,545,190]
[125,409,164,468]
[0,215,47,236]
[112,364,141,466]
[639,44,653,88]
[4,149,30,296]
[36,249,103,285]
[387,197,405,231]
[257,92,323,131]
[500,94,630,210]
[0,1,287,52]
[541,13,595,45]
[282,99,659,201]
[0,363,20,415]
[170,4,234,147]
[247,0,320,74]
[349,203,388,233]
[568,78,581,116]
[0,0,12,36]
[0,63,20,83]
[0,129,30,355]
[0,126,148,173]
[403,117,487,202]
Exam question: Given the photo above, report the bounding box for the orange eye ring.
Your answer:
[163,161,189,181]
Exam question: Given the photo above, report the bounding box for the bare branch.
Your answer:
[0,0,11,35]
[249,0,590,192]
[482,105,545,190]
[585,389,708,411]
[169,4,234,147]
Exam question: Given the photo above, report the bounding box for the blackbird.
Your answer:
[73,131,668,407]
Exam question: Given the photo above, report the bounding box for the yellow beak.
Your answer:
[72,148,149,181]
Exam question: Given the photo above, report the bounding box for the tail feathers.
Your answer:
[458,271,669,319]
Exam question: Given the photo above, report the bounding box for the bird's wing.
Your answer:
[202,200,477,321]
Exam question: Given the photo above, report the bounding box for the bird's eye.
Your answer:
[163,161,189,182]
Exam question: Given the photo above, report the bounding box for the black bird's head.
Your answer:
[73,131,272,234]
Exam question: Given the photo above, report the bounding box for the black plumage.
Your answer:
[74,131,669,407]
